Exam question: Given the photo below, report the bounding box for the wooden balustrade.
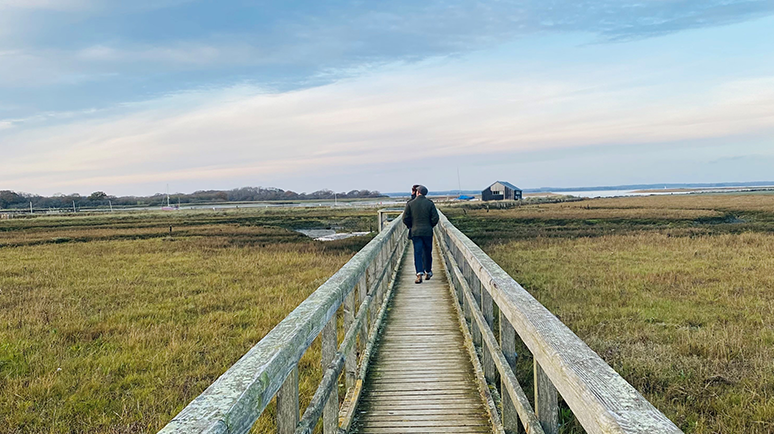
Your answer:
[158,214,408,434]
[434,211,683,434]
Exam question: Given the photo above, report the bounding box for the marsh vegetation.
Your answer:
[3,195,774,433]
[0,209,375,434]
[447,193,774,433]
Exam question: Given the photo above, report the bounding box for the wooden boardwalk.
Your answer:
[161,212,683,434]
[351,242,493,434]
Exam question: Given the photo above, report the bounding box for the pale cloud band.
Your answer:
[2,49,773,195]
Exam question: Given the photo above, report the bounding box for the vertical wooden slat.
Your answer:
[322,317,338,434]
[480,281,496,383]
[481,281,494,328]
[375,247,385,308]
[343,285,356,391]
[535,361,559,434]
[500,311,520,434]
[464,262,482,347]
[470,262,481,306]
[276,366,299,434]
[366,262,376,331]
[357,275,368,353]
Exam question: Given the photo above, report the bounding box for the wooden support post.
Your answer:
[343,285,356,391]
[357,275,367,356]
[276,366,299,434]
[481,280,493,329]
[535,361,559,434]
[322,317,338,434]
[500,311,520,434]
[464,263,482,347]
[377,247,387,304]
[462,286,472,325]
[469,263,481,307]
[480,281,495,382]
[366,263,376,331]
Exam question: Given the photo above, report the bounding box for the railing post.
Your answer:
[479,280,496,384]
[322,317,338,434]
[534,362,559,434]
[276,366,299,434]
[357,274,368,356]
[464,262,482,347]
[375,246,385,307]
[344,285,356,391]
[366,262,377,331]
[500,311,519,434]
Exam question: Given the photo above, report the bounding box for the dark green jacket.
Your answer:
[403,196,439,238]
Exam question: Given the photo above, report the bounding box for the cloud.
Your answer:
[2,58,773,195]
[0,0,89,11]
[3,1,773,87]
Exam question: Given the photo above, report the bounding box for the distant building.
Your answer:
[482,181,522,201]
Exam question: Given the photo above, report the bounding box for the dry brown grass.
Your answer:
[448,193,774,433]
[560,193,774,214]
[0,212,371,434]
[464,205,721,220]
[488,232,774,433]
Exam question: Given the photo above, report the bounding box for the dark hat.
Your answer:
[418,185,428,196]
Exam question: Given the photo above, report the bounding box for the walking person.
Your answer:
[409,184,420,202]
[403,185,439,284]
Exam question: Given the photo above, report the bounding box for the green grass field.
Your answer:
[0,209,375,434]
[447,193,774,433]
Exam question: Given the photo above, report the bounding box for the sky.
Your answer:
[1,1,773,196]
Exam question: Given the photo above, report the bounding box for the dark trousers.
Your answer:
[412,236,433,274]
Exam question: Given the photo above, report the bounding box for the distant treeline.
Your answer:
[0,187,386,210]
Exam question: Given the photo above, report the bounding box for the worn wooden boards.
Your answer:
[352,243,493,434]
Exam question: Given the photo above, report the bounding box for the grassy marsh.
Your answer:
[0,209,374,433]
[447,193,774,433]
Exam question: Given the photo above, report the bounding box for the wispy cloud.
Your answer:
[3,1,773,89]
[0,0,89,11]
[2,56,772,194]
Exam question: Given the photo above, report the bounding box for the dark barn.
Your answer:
[482,181,522,201]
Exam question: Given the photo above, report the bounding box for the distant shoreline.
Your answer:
[632,186,774,194]
[384,181,774,197]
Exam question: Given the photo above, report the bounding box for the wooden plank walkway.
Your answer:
[351,242,493,434]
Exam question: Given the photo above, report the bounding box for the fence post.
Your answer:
[357,274,368,356]
[344,285,356,391]
[322,317,338,434]
[535,362,559,434]
[276,366,299,434]
[480,281,496,384]
[464,262,482,347]
[366,262,377,331]
[500,312,519,434]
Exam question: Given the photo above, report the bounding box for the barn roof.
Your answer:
[488,181,521,191]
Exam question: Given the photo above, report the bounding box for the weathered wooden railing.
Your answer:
[158,215,408,434]
[434,210,683,434]
[376,208,403,232]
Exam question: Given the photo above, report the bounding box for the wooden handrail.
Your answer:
[436,228,546,434]
[435,211,682,434]
[158,216,407,434]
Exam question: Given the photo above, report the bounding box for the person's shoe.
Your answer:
[415,274,423,284]
[425,271,433,280]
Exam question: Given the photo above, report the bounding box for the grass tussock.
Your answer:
[447,193,774,433]
[0,210,374,434]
